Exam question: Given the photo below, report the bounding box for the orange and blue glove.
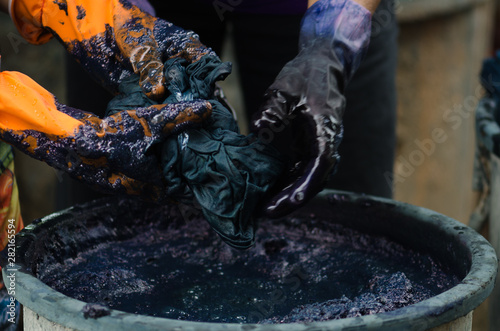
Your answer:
[3,0,229,199]
[0,69,211,200]
[9,0,219,101]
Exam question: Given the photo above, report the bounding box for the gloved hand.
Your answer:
[252,0,372,217]
[9,0,218,101]
[0,70,211,200]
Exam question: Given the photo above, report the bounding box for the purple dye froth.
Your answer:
[34,203,460,324]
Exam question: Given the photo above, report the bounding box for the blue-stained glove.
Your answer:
[252,0,372,217]
[10,0,218,101]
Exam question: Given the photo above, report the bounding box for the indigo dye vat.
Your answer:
[2,190,497,330]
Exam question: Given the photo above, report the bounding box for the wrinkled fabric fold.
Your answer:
[107,55,284,249]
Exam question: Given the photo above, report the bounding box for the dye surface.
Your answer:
[35,207,459,324]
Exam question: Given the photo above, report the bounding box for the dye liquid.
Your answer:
[36,210,459,324]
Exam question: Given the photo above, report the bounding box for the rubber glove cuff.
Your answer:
[300,0,372,82]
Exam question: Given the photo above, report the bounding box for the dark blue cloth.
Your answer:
[476,51,500,157]
[480,50,500,122]
[107,55,284,249]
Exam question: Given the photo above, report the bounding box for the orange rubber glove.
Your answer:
[0,70,211,200]
[9,0,215,101]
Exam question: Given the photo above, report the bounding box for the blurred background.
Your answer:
[0,0,499,329]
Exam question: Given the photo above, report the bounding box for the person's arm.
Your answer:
[308,0,380,13]
[0,0,234,200]
[0,69,212,200]
[252,0,376,217]
[4,0,221,101]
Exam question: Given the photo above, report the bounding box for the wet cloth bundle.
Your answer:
[107,55,284,249]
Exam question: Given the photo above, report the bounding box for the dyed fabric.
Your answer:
[0,123,24,331]
[477,51,500,157]
[481,50,500,100]
[107,55,284,249]
[0,144,23,253]
[0,143,24,326]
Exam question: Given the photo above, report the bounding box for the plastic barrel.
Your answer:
[2,190,497,331]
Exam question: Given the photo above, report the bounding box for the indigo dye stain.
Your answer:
[0,97,211,202]
[60,11,213,96]
[65,24,132,95]
[53,0,68,16]
[152,19,214,62]
[82,303,111,319]
[76,6,86,20]
[37,210,460,324]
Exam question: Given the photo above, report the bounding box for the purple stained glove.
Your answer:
[252,0,372,217]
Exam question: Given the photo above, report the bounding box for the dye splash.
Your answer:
[35,204,460,324]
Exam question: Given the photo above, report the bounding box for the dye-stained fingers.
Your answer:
[95,100,213,141]
[56,100,213,187]
[62,100,212,199]
[87,170,167,201]
[152,100,213,137]
[62,100,211,199]
[130,48,166,101]
[0,70,213,199]
[113,5,167,101]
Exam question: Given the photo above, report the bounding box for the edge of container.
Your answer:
[3,189,498,331]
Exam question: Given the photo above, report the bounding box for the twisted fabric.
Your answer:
[107,56,284,249]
